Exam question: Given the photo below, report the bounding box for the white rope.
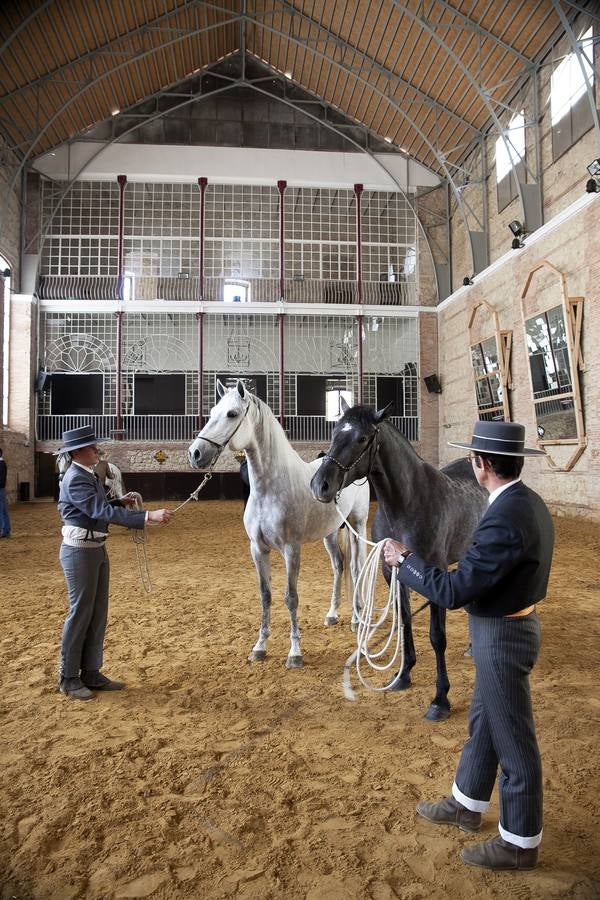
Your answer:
[334,500,405,701]
[129,492,152,593]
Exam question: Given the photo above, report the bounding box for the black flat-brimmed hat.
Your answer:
[448,420,545,457]
[58,425,103,453]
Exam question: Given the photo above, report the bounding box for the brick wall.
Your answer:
[438,196,600,519]
[448,26,600,292]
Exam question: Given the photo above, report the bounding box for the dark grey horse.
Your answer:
[310,400,488,721]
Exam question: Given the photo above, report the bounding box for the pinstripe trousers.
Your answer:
[59,544,110,678]
[451,612,543,849]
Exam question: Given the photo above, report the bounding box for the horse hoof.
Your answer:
[285,656,304,669]
[350,621,358,633]
[248,650,266,662]
[425,703,451,722]
[388,673,412,691]
[324,616,339,626]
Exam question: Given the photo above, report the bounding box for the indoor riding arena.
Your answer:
[0,2,599,898]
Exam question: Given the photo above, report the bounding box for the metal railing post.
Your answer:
[277,180,287,301]
[115,174,127,439]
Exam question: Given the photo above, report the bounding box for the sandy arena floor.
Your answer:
[0,501,599,900]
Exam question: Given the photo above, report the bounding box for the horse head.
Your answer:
[188,379,254,469]
[310,398,392,502]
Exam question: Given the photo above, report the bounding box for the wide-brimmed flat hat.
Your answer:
[448,420,545,456]
[58,425,103,453]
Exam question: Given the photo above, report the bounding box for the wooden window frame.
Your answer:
[467,299,512,423]
[520,261,587,471]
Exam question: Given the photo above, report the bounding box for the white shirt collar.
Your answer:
[73,461,96,475]
[488,477,521,506]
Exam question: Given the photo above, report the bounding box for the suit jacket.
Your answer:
[0,459,6,489]
[397,482,554,617]
[58,463,145,535]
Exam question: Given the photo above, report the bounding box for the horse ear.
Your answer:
[340,396,350,414]
[374,401,393,422]
[237,380,246,399]
[216,379,226,398]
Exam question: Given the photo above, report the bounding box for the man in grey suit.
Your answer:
[57,425,174,701]
[383,420,554,872]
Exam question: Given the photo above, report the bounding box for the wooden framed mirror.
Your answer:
[467,299,512,422]
[520,261,586,471]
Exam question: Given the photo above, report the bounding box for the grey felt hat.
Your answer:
[58,425,103,453]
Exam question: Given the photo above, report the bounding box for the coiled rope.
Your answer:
[334,502,406,701]
[129,492,152,593]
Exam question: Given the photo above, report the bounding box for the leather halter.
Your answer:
[324,425,380,476]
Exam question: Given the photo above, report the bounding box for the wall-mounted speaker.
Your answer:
[424,374,442,394]
[35,370,52,393]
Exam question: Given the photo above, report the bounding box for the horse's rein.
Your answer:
[173,400,253,514]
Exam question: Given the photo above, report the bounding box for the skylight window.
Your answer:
[495,112,525,183]
[551,27,594,126]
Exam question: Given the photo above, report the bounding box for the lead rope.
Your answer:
[129,492,152,593]
[334,500,406,700]
[172,470,214,514]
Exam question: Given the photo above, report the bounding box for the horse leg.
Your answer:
[425,604,451,721]
[283,544,303,669]
[389,581,417,691]
[248,543,272,663]
[322,532,343,626]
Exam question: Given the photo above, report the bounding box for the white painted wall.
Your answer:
[33,143,440,191]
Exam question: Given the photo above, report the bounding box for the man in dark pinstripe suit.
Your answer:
[383,420,554,871]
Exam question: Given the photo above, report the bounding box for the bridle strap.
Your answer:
[325,426,379,475]
[195,399,253,458]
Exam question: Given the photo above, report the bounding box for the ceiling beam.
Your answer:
[424,0,535,66]
[0,0,205,104]
[259,0,481,135]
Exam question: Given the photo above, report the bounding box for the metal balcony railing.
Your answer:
[36,275,418,306]
[37,413,418,444]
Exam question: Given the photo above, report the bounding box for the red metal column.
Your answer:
[279,312,285,428]
[196,311,204,430]
[356,314,364,405]
[354,183,364,404]
[354,183,363,305]
[115,174,127,438]
[277,180,287,301]
[198,177,207,300]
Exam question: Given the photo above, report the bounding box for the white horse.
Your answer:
[188,380,370,669]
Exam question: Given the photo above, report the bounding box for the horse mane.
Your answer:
[246,393,301,463]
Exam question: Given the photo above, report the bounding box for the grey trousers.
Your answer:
[452,612,542,848]
[59,544,110,678]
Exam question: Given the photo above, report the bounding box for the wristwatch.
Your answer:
[397,551,412,566]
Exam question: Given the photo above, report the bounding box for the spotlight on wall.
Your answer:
[508,220,526,249]
[508,220,524,237]
[1,267,11,278]
[586,158,600,178]
[462,275,474,286]
[585,178,599,194]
